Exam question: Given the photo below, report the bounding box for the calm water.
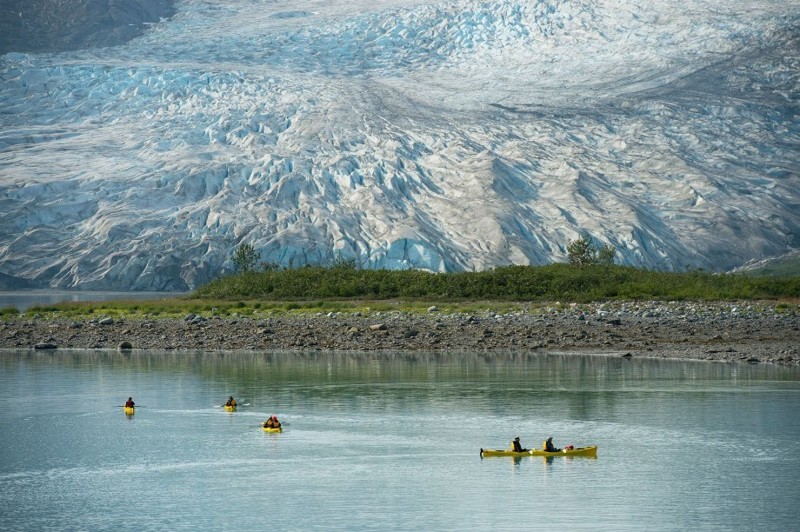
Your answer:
[1,350,798,531]
[0,291,183,311]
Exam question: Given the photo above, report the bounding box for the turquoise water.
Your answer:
[1,351,798,531]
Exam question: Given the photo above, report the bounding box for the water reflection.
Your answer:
[4,348,797,429]
[5,349,798,381]
[4,349,798,397]
[1,349,798,531]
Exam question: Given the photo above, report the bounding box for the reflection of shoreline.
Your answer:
[0,291,185,312]
[5,349,790,391]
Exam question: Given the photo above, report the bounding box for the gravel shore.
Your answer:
[2,301,798,366]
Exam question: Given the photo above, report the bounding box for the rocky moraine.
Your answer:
[2,301,798,366]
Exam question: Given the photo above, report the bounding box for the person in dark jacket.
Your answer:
[511,436,528,452]
[543,436,561,452]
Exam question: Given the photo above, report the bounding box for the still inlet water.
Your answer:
[1,350,798,531]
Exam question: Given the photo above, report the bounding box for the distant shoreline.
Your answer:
[0,0,176,54]
[0,290,185,312]
[2,301,798,367]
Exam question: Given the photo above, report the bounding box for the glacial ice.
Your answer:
[0,0,799,290]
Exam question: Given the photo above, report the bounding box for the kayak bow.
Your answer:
[123,406,135,415]
[262,426,282,433]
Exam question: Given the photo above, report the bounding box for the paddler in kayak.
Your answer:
[225,396,237,407]
[511,436,529,452]
[263,415,281,429]
[543,436,561,453]
[125,397,135,408]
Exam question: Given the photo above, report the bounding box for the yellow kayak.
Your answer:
[479,449,529,458]
[224,405,237,412]
[262,426,282,433]
[532,446,597,457]
[123,406,135,415]
[480,446,597,458]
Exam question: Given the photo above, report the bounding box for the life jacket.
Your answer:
[125,400,134,408]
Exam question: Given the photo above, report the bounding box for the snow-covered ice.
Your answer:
[1,0,798,290]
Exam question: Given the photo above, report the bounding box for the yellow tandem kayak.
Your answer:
[480,446,597,458]
[262,426,282,433]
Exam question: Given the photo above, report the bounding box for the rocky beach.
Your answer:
[1,301,798,366]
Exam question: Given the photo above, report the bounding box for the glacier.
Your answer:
[0,0,799,291]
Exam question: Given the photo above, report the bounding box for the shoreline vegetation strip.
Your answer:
[1,265,798,318]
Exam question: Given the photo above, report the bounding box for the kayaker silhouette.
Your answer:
[544,436,561,452]
[511,436,529,452]
[125,397,135,408]
[225,396,237,407]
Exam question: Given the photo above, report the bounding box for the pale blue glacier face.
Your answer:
[0,0,798,290]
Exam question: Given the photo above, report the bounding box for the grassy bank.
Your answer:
[5,297,544,320]
[194,264,800,302]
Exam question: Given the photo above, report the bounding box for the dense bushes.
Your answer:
[193,264,800,302]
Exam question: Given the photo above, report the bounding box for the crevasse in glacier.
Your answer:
[1,0,798,290]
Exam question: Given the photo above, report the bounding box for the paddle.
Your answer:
[117,405,145,408]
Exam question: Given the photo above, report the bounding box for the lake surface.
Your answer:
[0,291,184,311]
[1,350,798,531]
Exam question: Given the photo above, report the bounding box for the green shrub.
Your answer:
[567,237,615,266]
[192,263,799,302]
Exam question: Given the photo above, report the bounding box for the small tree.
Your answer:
[232,243,259,273]
[596,243,616,265]
[331,253,358,270]
[567,237,615,266]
